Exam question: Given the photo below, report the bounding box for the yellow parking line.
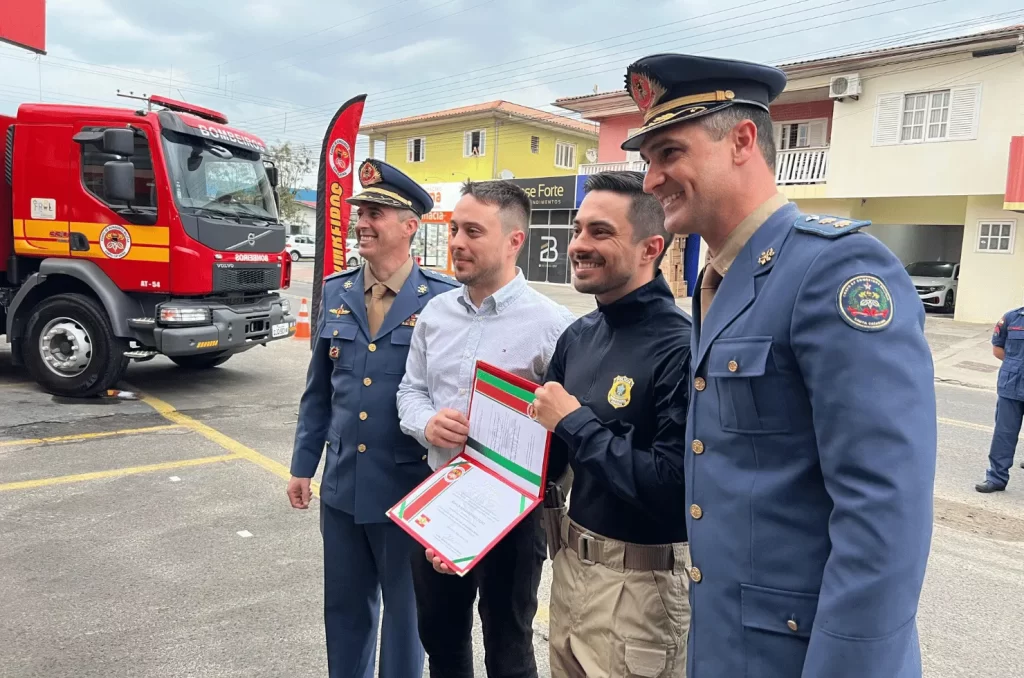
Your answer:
[938,417,993,433]
[0,424,182,448]
[0,454,239,492]
[139,392,321,497]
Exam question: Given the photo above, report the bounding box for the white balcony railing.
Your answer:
[580,148,830,186]
[775,147,829,185]
[579,160,649,175]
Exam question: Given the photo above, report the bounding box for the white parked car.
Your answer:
[285,234,362,269]
[285,234,316,261]
[906,260,959,313]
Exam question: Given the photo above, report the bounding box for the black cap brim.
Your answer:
[621,100,767,151]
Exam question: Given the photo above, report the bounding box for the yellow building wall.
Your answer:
[821,53,1024,199]
[377,118,597,183]
[955,195,1024,323]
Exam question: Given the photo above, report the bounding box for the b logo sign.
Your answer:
[539,236,558,263]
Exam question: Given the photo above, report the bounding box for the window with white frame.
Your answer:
[464,129,486,157]
[555,141,577,169]
[406,137,425,163]
[873,83,981,146]
[977,220,1015,253]
[773,119,828,149]
[900,90,950,142]
[625,128,642,162]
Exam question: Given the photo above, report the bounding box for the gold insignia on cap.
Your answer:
[651,112,676,125]
[835,220,852,228]
[344,280,353,289]
[607,375,634,409]
[417,284,428,295]
[628,71,667,117]
[758,248,775,266]
[360,161,382,186]
[819,217,837,225]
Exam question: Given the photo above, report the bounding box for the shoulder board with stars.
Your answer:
[794,214,870,239]
[324,267,359,284]
[420,268,460,287]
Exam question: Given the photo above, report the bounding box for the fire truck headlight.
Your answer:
[160,307,211,325]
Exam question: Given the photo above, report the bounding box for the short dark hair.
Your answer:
[583,170,673,266]
[698,105,777,171]
[460,179,531,232]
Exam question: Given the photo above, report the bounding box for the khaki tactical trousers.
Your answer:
[549,517,691,678]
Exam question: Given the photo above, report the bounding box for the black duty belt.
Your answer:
[565,519,676,571]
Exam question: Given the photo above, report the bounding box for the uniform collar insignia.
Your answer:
[758,248,775,266]
[344,280,354,289]
[329,305,351,316]
[417,284,428,295]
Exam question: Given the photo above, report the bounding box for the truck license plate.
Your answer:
[272,322,289,338]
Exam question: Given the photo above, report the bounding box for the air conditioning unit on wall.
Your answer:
[830,73,862,101]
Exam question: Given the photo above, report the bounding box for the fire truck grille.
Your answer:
[212,264,279,293]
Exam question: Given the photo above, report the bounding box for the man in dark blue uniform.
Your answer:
[624,54,937,677]
[976,304,1024,492]
[287,159,458,678]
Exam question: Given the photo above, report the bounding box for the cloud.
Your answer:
[0,0,1018,187]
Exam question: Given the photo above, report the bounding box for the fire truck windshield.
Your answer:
[162,131,279,222]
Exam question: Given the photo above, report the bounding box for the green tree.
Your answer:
[264,141,314,223]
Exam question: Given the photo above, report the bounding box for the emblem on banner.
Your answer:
[328,139,353,179]
[607,375,634,409]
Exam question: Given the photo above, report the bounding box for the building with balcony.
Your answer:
[554,24,1024,323]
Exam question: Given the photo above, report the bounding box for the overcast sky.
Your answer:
[1,0,1021,187]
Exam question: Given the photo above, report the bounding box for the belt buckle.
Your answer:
[577,532,595,565]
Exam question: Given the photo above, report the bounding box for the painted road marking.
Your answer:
[938,417,994,433]
[169,476,181,483]
[0,424,183,449]
[138,391,321,498]
[237,530,253,538]
[0,454,239,492]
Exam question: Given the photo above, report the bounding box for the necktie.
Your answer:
[368,283,387,337]
[700,265,722,325]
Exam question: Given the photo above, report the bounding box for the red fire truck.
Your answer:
[0,95,296,397]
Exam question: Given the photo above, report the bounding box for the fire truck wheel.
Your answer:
[169,352,232,370]
[22,293,130,398]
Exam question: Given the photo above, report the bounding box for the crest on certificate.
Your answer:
[607,375,634,409]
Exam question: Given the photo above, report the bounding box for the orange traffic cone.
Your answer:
[294,298,310,340]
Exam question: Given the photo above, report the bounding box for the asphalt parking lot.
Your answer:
[1,265,1024,677]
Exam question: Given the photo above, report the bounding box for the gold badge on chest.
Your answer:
[329,305,351,317]
[607,376,634,409]
[401,314,418,327]
[329,346,340,360]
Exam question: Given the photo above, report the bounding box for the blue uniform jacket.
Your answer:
[291,263,458,523]
[993,307,1024,401]
[685,203,937,678]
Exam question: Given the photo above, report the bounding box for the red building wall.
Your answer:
[594,99,834,163]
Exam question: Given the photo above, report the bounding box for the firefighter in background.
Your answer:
[976,302,1024,493]
[287,159,457,678]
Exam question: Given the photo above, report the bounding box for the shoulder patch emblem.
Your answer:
[607,376,634,409]
[796,214,869,239]
[838,275,894,331]
[996,317,1006,335]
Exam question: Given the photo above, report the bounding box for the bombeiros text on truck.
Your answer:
[0,94,297,397]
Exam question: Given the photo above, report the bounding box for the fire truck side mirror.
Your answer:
[264,165,279,188]
[102,129,135,157]
[103,161,136,204]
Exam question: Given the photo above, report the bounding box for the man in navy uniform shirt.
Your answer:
[531,170,692,677]
[288,159,458,678]
[976,303,1024,493]
[624,53,937,677]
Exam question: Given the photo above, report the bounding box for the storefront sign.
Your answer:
[420,182,461,223]
[510,176,577,210]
